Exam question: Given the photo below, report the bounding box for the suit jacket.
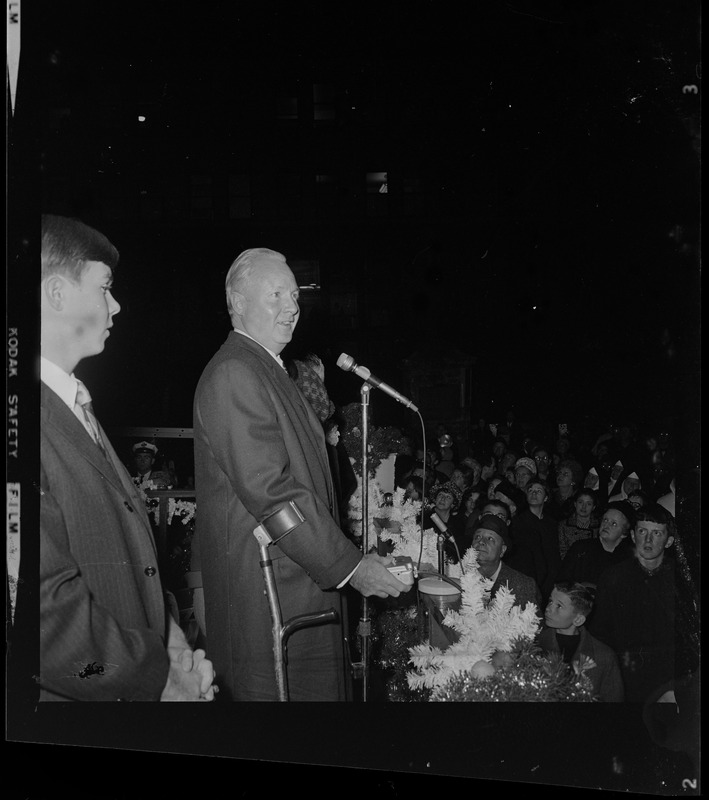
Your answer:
[192,331,362,700]
[490,562,543,613]
[537,626,624,702]
[39,382,169,701]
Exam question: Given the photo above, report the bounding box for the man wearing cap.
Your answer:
[472,514,542,612]
[36,215,214,702]
[130,441,172,489]
[556,501,635,589]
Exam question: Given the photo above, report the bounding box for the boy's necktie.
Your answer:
[75,380,108,457]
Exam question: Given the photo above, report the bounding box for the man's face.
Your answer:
[134,452,154,475]
[59,261,121,361]
[493,442,506,460]
[325,426,340,447]
[472,527,506,567]
[236,258,300,354]
[481,503,509,524]
[632,521,673,562]
[525,481,547,507]
[599,509,629,547]
[451,470,466,490]
[544,590,581,631]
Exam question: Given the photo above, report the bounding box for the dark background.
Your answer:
[6,1,701,793]
[21,0,701,440]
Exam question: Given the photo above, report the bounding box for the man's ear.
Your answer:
[42,275,67,311]
[665,536,675,550]
[573,612,587,627]
[229,290,246,316]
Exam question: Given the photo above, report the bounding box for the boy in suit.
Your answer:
[38,214,214,701]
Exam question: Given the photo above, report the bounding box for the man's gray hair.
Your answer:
[224,247,287,318]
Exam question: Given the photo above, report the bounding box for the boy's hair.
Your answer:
[41,214,119,282]
[553,581,595,618]
[634,502,677,539]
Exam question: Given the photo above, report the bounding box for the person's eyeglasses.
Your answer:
[535,455,550,462]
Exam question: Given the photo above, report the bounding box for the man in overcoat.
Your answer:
[193,247,409,701]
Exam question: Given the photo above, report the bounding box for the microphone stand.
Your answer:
[437,533,446,575]
[354,382,372,701]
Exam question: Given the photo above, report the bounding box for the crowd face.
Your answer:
[544,590,581,633]
[451,469,467,491]
[584,470,600,490]
[534,450,551,473]
[481,503,509,524]
[404,481,421,501]
[525,482,547,508]
[574,493,595,519]
[472,528,506,567]
[493,441,506,461]
[622,476,641,496]
[434,491,454,514]
[514,466,534,490]
[599,509,630,549]
[556,466,574,490]
[632,521,673,564]
[464,492,481,515]
[627,492,646,510]
[325,425,340,447]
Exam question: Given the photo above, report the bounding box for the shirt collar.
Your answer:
[234,328,286,370]
[490,561,503,583]
[40,356,81,410]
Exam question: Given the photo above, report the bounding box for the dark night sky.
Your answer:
[10,0,701,439]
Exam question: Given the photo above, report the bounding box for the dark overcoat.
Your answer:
[193,332,361,700]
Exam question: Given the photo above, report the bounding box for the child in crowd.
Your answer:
[537,581,624,702]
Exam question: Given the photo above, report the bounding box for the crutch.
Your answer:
[252,501,338,701]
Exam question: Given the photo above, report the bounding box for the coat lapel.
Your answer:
[41,384,155,541]
[227,332,336,510]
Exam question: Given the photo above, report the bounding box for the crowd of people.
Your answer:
[390,417,691,703]
[26,213,696,709]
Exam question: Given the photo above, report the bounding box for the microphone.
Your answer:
[336,353,419,412]
[430,512,454,540]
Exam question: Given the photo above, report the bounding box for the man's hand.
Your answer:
[163,618,217,701]
[349,553,413,599]
[161,648,217,701]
